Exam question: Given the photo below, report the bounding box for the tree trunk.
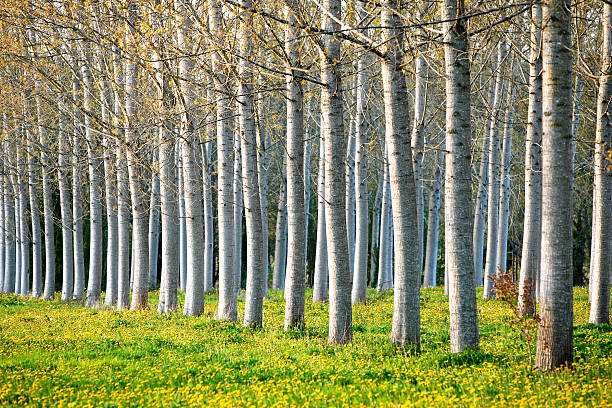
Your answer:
[114,49,131,311]
[496,81,515,274]
[588,3,612,325]
[321,0,352,345]
[377,163,391,292]
[238,0,266,329]
[27,121,42,298]
[442,0,480,353]
[473,83,495,287]
[71,73,85,301]
[17,145,30,297]
[518,3,543,316]
[148,164,160,289]
[83,59,104,308]
[535,0,574,370]
[283,3,306,330]
[312,134,328,302]
[210,0,237,322]
[423,149,444,287]
[176,0,205,317]
[157,50,179,313]
[273,179,287,291]
[381,0,421,347]
[483,41,507,299]
[233,123,243,295]
[369,173,383,287]
[352,1,369,304]
[58,109,73,301]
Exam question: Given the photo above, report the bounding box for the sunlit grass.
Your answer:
[0,287,609,407]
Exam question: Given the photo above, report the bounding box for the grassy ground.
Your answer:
[0,287,610,407]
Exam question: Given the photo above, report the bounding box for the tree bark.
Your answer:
[483,41,507,299]
[535,0,574,370]
[381,0,421,347]
[321,0,352,345]
[442,0,480,353]
[312,134,328,302]
[423,148,444,287]
[519,4,543,316]
[283,3,306,330]
[588,3,612,325]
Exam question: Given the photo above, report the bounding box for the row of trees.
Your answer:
[0,0,609,370]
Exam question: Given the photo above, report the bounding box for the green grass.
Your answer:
[0,287,610,407]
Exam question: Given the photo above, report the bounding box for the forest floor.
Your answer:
[0,287,610,407]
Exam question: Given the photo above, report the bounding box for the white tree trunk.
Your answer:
[157,54,179,313]
[352,3,369,304]
[588,3,612,325]
[58,109,73,301]
[176,0,205,317]
[210,0,237,322]
[369,173,383,287]
[125,6,149,310]
[381,0,421,346]
[17,146,30,297]
[496,83,515,274]
[442,0,480,352]
[71,74,85,301]
[273,179,287,291]
[114,50,131,311]
[518,3,543,316]
[203,99,215,293]
[148,164,160,289]
[483,41,507,299]
[423,149,444,287]
[283,3,306,329]
[82,58,104,308]
[473,83,495,287]
[312,134,328,302]
[535,0,574,370]
[321,0,352,344]
[238,0,266,329]
[27,122,42,298]
[377,163,391,292]
[233,123,243,296]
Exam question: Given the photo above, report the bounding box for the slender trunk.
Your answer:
[412,3,429,275]
[157,52,179,313]
[58,110,73,301]
[72,73,85,301]
[148,165,160,289]
[381,0,421,347]
[519,4,543,316]
[256,60,270,298]
[442,0,480,352]
[346,108,356,281]
[273,180,287,291]
[203,102,215,293]
[369,173,383,287]
[233,125,243,295]
[27,125,42,298]
[283,3,306,330]
[125,5,150,310]
[176,0,205,317]
[0,164,5,294]
[496,82,515,274]
[178,150,187,292]
[588,3,612,325]
[210,0,237,322]
[238,0,265,329]
[483,42,507,299]
[377,163,391,292]
[312,135,328,302]
[352,2,369,304]
[18,145,30,297]
[423,149,444,287]
[83,60,104,308]
[321,0,352,344]
[473,83,495,287]
[535,0,574,370]
[114,49,131,311]
[1,180,10,296]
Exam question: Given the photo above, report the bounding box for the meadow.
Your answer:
[0,287,610,407]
